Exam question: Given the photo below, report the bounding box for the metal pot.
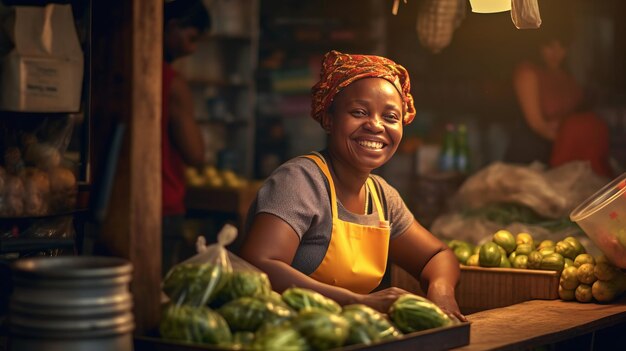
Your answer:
[8,256,134,351]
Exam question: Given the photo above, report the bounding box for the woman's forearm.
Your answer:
[418,247,460,295]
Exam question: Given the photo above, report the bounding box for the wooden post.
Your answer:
[90,0,162,334]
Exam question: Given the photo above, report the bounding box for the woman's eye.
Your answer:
[385,113,400,122]
[351,110,367,117]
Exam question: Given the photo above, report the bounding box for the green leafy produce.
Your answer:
[159,304,232,346]
[462,203,577,232]
[282,287,342,314]
[388,294,453,333]
[162,263,228,306]
[217,270,272,302]
[252,323,309,351]
[341,304,401,345]
[292,308,350,351]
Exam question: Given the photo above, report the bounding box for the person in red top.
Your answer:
[505,27,612,177]
[162,0,210,275]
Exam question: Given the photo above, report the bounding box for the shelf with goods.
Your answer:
[254,0,388,178]
[174,0,259,179]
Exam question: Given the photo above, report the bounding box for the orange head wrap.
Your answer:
[311,50,416,126]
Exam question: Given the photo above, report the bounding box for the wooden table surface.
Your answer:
[452,297,626,350]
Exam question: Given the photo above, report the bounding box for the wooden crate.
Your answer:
[391,264,560,315]
[135,322,470,351]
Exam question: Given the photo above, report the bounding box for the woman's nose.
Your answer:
[365,115,384,131]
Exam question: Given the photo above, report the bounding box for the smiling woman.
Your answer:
[239,50,466,322]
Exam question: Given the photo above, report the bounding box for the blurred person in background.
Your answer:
[504,27,612,178]
[162,0,210,276]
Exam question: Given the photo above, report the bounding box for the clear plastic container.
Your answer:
[570,173,626,268]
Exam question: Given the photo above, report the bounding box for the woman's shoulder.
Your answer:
[514,61,540,78]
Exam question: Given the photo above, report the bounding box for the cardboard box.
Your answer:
[391,264,560,314]
[0,4,84,112]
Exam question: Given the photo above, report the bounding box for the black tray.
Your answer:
[134,322,470,351]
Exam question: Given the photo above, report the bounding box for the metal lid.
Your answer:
[11,256,133,280]
[570,172,626,222]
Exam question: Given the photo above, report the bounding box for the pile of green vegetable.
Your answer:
[160,262,457,350]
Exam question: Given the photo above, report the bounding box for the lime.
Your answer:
[493,230,516,254]
[479,242,502,268]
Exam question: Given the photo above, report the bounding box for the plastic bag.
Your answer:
[451,161,608,219]
[511,0,542,29]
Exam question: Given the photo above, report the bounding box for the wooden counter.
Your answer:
[453,297,626,350]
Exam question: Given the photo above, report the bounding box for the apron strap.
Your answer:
[366,177,389,228]
[302,153,339,220]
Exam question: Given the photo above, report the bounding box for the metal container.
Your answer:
[8,256,134,351]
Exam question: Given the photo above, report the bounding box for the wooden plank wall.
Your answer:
[90,0,162,334]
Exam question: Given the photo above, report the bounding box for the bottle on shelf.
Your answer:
[438,123,456,172]
[455,123,470,174]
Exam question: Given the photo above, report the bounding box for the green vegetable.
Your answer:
[292,308,350,351]
[388,294,453,333]
[539,253,565,272]
[282,287,342,314]
[231,331,255,350]
[159,304,232,346]
[162,263,228,306]
[252,322,309,351]
[527,251,543,269]
[555,241,577,260]
[217,270,272,302]
[341,304,401,345]
[217,297,271,332]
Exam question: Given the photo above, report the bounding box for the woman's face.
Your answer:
[541,39,567,69]
[324,78,404,173]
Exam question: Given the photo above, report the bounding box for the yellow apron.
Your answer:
[303,153,390,294]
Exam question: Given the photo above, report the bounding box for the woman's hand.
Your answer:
[355,287,410,313]
[426,284,467,322]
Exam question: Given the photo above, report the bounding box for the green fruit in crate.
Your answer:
[575,284,593,303]
[558,285,576,301]
[466,254,479,266]
[564,258,575,269]
[454,245,473,265]
[516,232,534,247]
[292,309,350,351]
[479,242,502,267]
[388,294,453,333]
[555,240,578,260]
[515,243,533,256]
[574,254,595,268]
[564,236,586,256]
[499,256,512,268]
[493,230,516,254]
[473,245,481,255]
[447,239,472,251]
[508,251,517,263]
[282,287,342,314]
[576,263,597,285]
[540,253,565,272]
[539,246,556,256]
[559,266,579,290]
[527,251,543,269]
[536,240,555,251]
[512,255,528,269]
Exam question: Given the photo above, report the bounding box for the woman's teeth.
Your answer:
[358,140,383,149]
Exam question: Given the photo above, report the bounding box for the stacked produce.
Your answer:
[160,261,456,350]
[185,165,248,189]
[447,230,626,303]
[558,254,626,303]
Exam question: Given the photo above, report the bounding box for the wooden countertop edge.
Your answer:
[452,297,626,350]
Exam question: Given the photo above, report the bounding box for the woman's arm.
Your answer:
[168,74,206,168]
[389,220,465,321]
[239,212,409,312]
[513,63,559,141]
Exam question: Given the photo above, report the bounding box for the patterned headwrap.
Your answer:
[311,50,416,126]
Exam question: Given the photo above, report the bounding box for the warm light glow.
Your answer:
[469,0,511,13]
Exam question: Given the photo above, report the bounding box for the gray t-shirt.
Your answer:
[245,154,414,275]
